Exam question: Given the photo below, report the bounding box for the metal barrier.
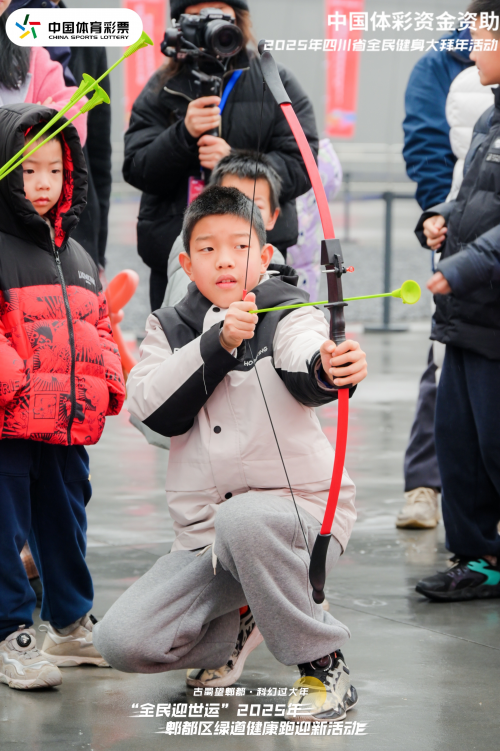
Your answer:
[342,186,416,332]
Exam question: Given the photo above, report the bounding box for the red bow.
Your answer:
[257,43,351,604]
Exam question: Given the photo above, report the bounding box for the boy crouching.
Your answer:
[94,186,367,722]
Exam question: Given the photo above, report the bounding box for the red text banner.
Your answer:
[325,0,364,138]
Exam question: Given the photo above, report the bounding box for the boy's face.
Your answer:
[470,27,500,85]
[179,214,274,307]
[23,139,63,217]
[220,175,280,231]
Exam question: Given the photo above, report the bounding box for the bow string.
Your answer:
[243,42,352,604]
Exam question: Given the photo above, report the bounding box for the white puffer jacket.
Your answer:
[445,66,495,200]
[127,272,357,553]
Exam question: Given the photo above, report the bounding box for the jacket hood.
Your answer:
[0,104,87,249]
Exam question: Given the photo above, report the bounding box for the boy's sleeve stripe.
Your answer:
[272,308,355,407]
[127,319,240,437]
[126,315,204,421]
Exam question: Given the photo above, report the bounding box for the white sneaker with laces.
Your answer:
[0,626,62,690]
[396,487,440,529]
[186,608,263,688]
[39,614,109,667]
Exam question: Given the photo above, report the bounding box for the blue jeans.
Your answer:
[435,345,500,558]
[0,439,93,641]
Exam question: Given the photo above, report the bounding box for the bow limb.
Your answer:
[258,43,350,604]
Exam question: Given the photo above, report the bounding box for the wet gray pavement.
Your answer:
[2,195,499,749]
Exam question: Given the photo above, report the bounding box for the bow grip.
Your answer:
[322,240,349,387]
[309,532,331,604]
[258,40,292,105]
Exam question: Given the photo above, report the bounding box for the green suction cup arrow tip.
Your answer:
[399,280,421,305]
[124,31,154,57]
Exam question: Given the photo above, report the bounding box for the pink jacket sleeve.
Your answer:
[25,47,88,146]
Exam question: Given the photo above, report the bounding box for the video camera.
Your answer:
[161,8,243,63]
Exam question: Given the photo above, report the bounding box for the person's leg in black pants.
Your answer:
[436,345,500,558]
[149,268,168,311]
[416,345,500,601]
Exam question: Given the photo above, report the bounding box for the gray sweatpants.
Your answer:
[93,492,349,673]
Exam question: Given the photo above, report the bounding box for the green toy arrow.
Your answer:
[0,84,110,182]
[250,279,421,314]
[0,31,153,178]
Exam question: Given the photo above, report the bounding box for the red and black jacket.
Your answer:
[0,104,125,445]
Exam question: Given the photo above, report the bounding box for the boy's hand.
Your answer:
[220,293,258,352]
[427,271,452,295]
[320,339,367,388]
[184,96,221,139]
[423,214,447,250]
[197,135,231,170]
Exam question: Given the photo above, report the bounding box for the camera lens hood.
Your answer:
[205,19,243,58]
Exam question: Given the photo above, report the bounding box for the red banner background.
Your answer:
[123,0,167,118]
[325,0,364,138]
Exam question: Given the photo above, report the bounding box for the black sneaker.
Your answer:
[416,557,500,602]
[287,650,358,722]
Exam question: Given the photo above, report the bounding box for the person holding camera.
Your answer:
[123,0,319,311]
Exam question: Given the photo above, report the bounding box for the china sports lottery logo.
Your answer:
[16,14,40,40]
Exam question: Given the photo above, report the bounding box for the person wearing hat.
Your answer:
[123,1,319,310]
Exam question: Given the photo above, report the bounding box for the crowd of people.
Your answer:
[0,0,499,728]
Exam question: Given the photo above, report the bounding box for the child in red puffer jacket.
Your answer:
[0,104,125,691]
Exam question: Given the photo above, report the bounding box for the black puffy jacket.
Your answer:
[123,50,319,273]
[68,45,112,269]
[416,86,500,360]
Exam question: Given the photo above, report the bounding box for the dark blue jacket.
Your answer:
[403,29,473,210]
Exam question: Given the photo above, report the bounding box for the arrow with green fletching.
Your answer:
[250,279,421,314]
[0,31,153,179]
[0,82,110,182]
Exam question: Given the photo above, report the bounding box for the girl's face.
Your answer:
[0,0,12,19]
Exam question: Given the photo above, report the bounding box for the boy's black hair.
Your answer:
[467,0,500,34]
[209,150,282,214]
[182,185,267,255]
[24,123,63,148]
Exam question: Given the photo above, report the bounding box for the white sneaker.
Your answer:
[0,626,62,690]
[396,487,440,529]
[39,614,109,667]
[186,608,263,688]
